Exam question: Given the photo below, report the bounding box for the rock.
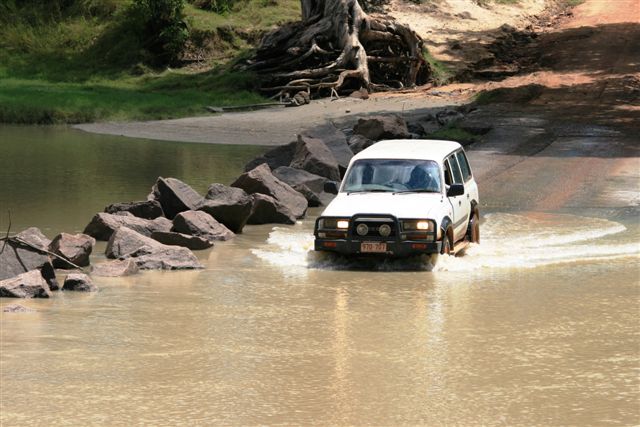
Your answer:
[172,211,234,242]
[0,270,51,298]
[83,212,172,241]
[91,259,139,277]
[353,114,410,140]
[247,194,297,225]
[348,134,375,154]
[150,231,214,250]
[105,227,203,270]
[290,134,341,181]
[349,88,369,99]
[300,124,353,176]
[49,233,95,269]
[104,200,164,219]
[244,141,297,172]
[0,236,58,291]
[198,184,253,233]
[273,166,327,206]
[292,184,322,207]
[63,273,97,292]
[232,163,308,218]
[15,227,51,250]
[3,303,36,313]
[149,177,204,219]
[272,166,327,194]
[436,109,465,126]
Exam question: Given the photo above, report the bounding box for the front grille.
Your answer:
[352,217,396,239]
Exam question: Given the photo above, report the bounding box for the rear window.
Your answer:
[456,151,472,182]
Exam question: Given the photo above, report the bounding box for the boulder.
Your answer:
[353,114,410,140]
[247,193,296,225]
[83,212,172,241]
[290,134,341,181]
[106,227,203,270]
[232,163,308,218]
[435,109,464,126]
[148,177,204,219]
[172,211,234,242]
[300,124,353,176]
[15,227,51,250]
[0,270,51,298]
[244,141,297,172]
[3,303,36,313]
[63,273,97,292]
[272,166,327,194]
[49,233,95,268]
[91,259,139,277]
[292,184,322,207]
[0,236,58,291]
[348,134,375,154]
[198,184,253,233]
[150,231,214,250]
[104,200,164,219]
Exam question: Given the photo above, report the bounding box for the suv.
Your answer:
[314,139,479,257]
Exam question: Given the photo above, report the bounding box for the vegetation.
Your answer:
[0,0,300,124]
[423,48,453,86]
[427,125,477,144]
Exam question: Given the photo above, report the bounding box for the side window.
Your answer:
[448,155,463,184]
[456,151,472,182]
[443,160,453,186]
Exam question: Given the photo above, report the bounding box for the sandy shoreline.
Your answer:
[73,93,465,146]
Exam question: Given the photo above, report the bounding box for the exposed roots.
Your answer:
[242,0,430,99]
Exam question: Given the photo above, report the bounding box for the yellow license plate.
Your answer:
[361,242,387,253]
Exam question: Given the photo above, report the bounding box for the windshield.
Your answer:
[342,159,442,193]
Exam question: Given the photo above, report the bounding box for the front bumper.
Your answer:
[314,239,441,257]
[314,214,440,258]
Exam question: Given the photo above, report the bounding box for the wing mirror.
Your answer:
[447,184,464,197]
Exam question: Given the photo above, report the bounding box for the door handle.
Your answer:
[458,200,462,206]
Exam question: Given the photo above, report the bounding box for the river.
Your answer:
[1,124,638,426]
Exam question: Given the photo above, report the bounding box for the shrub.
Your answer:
[129,0,190,66]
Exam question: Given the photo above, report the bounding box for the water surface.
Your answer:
[1,125,638,426]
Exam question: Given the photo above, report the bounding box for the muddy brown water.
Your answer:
[1,124,638,425]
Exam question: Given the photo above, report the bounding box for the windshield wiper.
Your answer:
[347,189,392,195]
[393,189,440,195]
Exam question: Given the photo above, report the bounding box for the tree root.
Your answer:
[243,0,430,99]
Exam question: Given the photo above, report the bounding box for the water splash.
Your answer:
[251,213,639,273]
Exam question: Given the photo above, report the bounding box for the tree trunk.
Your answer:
[243,0,430,98]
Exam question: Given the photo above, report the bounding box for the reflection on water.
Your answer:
[1,126,639,426]
[0,125,265,235]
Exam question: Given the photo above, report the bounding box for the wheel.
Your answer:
[440,228,452,255]
[467,213,480,244]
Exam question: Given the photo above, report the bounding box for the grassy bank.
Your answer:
[0,0,300,124]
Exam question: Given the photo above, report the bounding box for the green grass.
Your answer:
[427,125,477,144]
[0,0,300,124]
[423,49,453,86]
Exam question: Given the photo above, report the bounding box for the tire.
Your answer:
[440,228,452,255]
[467,214,480,244]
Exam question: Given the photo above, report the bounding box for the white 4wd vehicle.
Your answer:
[314,139,479,257]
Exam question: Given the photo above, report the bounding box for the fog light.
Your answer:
[356,223,369,236]
[337,220,349,229]
[379,224,391,237]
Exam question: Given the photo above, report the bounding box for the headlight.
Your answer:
[402,219,435,232]
[379,224,392,237]
[319,218,350,230]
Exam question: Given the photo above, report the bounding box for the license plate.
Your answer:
[360,242,387,253]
